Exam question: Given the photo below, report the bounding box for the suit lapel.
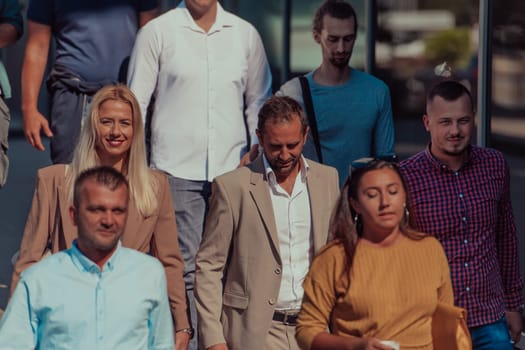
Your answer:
[248,157,281,259]
[306,164,327,253]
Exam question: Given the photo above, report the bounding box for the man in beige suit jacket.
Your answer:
[195,96,340,350]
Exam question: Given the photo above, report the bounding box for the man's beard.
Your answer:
[270,156,299,179]
[330,56,350,69]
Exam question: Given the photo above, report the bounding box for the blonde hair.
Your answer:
[67,84,158,217]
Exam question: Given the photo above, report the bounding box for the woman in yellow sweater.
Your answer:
[296,159,453,350]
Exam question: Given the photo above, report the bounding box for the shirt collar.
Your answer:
[70,240,121,273]
[262,154,309,186]
[179,1,232,33]
[424,143,474,172]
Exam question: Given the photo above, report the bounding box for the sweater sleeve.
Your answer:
[296,244,345,350]
[435,239,454,305]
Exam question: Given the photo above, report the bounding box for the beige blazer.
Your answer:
[195,156,340,350]
[11,164,190,330]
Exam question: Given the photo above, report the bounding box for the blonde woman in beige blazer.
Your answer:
[11,84,191,349]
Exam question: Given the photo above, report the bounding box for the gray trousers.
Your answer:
[168,176,212,350]
[264,321,301,350]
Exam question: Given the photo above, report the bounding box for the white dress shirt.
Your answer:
[263,156,312,310]
[128,1,272,181]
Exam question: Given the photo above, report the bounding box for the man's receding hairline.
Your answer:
[259,112,304,132]
[319,13,356,32]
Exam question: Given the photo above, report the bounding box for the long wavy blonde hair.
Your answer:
[67,84,158,217]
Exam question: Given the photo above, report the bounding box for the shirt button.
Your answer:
[462,217,467,222]
[465,263,469,267]
[466,287,470,292]
[268,298,275,305]
[274,268,281,275]
[455,172,459,176]
[464,240,469,244]
[459,193,464,198]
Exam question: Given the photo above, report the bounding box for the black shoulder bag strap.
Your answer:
[299,76,323,163]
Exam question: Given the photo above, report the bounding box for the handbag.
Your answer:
[431,302,472,350]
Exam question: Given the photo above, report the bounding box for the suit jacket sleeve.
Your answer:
[11,169,55,295]
[195,177,235,348]
[149,172,190,330]
[436,240,454,305]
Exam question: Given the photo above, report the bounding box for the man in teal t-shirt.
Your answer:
[277,0,395,185]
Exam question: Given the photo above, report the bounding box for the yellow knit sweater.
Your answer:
[296,235,453,350]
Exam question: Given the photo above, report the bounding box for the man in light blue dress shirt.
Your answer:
[0,166,174,349]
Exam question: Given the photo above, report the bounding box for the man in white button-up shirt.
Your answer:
[127,2,272,349]
[195,96,339,350]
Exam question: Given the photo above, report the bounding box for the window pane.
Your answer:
[376,0,479,154]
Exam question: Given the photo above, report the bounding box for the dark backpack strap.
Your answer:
[299,76,323,163]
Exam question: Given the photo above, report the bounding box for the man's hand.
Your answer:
[207,343,228,350]
[22,110,53,151]
[238,144,259,167]
[505,310,523,344]
[174,330,190,350]
[21,20,52,152]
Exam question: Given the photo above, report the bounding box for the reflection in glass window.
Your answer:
[375,0,479,120]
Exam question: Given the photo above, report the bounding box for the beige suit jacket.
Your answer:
[11,164,189,330]
[195,156,340,350]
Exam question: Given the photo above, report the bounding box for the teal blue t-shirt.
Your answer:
[305,68,395,185]
[27,0,158,82]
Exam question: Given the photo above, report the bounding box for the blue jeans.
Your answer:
[168,176,212,350]
[470,316,514,350]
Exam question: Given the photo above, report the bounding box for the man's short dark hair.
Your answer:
[313,0,358,34]
[257,96,308,134]
[427,80,474,112]
[73,166,129,208]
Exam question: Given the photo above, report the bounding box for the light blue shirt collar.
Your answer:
[70,240,121,273]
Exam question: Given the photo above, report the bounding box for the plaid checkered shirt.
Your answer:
[400,145,524,327]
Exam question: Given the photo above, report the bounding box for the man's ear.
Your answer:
[423,114,430,132]
[313,30,321,44]
[256,129,263,145]
[69,206,78,227]
[303,126,310,145]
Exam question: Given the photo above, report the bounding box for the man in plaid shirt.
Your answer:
[400,80,523,349]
